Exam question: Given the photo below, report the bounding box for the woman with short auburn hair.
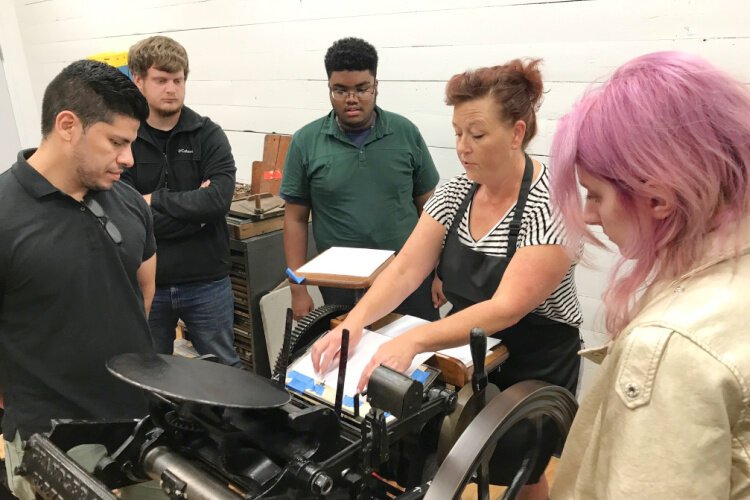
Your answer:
[312,58,583,500]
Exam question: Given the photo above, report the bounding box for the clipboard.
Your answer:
[294,247,395,289]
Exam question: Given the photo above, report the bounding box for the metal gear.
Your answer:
[272,304,352,378]
[164,410,203,433]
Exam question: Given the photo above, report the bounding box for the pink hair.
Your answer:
[550,51,750,334]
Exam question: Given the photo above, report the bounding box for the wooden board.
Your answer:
[229,194,284,218]
[251,134,292,195]
[250,160,283,196]
[226,215,284,240]
[262,134,291,167]
[330,312,403,332]
[425,345,508,388]
[295,254,395,289]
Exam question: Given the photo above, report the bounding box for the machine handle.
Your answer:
[333,329,350,415]
[470,328,487,394]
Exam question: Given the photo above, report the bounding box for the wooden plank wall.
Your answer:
[11,0,749,184]
[7,0,750,389]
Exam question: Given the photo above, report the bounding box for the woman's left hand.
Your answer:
[357,336,418,393]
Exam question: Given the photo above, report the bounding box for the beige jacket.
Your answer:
[551,225,750,499]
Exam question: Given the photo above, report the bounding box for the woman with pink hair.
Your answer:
[549,51,750,498]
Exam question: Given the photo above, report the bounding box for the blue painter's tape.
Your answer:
[286,268,305,284]
[287,378,308,394]
[288,370,314,387]
[411,369,429,384]
[286,370,315,394]
[342,396,355,408]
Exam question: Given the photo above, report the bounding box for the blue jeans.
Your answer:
[149,276,242,367]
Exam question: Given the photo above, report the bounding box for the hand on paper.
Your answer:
[357,336,418,393]
[311,322,364,377]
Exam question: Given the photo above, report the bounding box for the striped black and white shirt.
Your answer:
[424,165,582,327]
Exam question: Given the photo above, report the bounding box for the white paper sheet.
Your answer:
[296,247,394,278]
[286,315,502,401]
[374,314,502,366]
[436,337,502,366]
[376,314,430,338]
[287,328,434,397]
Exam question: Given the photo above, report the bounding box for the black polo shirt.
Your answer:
[0,150,157,440]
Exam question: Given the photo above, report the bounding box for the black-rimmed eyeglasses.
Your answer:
[329,84,376,101]
[83,197,123,245]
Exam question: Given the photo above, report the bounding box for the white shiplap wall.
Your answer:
[6,0,750,393]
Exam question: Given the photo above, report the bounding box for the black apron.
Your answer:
[437,155,581,485]
[436,155,580,394]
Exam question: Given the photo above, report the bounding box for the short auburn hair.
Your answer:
[445,58,544,149]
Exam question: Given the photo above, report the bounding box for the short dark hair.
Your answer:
[41,59,149,137]
[324,37,378,78]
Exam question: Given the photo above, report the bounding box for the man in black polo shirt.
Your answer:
[0,60,156,499]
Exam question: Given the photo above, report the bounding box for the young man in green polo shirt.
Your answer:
[280,37,441,321]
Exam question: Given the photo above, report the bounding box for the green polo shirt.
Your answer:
[280,107,439,253]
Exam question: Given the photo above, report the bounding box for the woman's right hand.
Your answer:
[311,321,364,376]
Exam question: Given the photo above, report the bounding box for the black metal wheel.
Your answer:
[272,304,352,378]
[425,380,577,500]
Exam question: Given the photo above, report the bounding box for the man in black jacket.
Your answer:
[124,36,241,367]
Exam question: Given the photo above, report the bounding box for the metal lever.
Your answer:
[469,327,490,499]
[333,329,350,416]
[470,328,487,395]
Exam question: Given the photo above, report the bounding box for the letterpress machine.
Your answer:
[18,300,577,500]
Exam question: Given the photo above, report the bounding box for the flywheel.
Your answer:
[437,382,500,463]
[425,380,577,500]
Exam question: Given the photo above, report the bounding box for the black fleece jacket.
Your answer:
[122,106,236,285]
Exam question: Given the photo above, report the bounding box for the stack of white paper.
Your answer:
[285,315,501,400]
[296,247,394,278]
[287,328,433,398]
[377,315,501,364]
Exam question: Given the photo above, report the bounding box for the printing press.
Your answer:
[18,306,578,500]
